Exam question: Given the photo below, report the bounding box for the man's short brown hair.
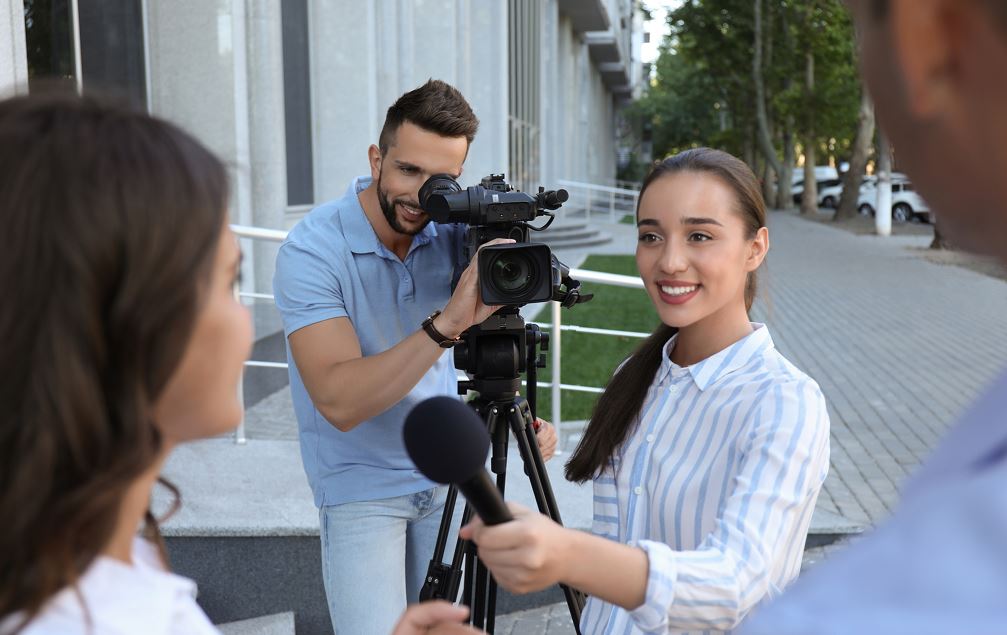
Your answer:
[378,79,479,155]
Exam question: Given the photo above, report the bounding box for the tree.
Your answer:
[834,91,874,221]
[632,0,861,206]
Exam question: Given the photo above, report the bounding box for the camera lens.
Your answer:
[490,252,534,295]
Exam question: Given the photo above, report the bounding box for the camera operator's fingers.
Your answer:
[535,419,558,462]
[438,238,517,336]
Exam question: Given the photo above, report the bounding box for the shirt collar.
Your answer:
[657,323,775,391]
[342,176,439,256]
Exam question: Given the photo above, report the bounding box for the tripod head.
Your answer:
[454,307,548,407]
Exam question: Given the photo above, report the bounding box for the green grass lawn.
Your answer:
[528,255,660,423]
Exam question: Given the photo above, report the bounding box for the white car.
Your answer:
[791,166,840,204]
[857,178,932,223]
[817,174,881,208]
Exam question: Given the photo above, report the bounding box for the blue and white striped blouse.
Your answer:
[581,323,831,635]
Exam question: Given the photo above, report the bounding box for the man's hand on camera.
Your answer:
[534,418,557,462]
[435,238,516,338]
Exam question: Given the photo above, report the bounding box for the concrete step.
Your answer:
[539,235,614,250]
[531,228,600,242]
[218,613,295,635]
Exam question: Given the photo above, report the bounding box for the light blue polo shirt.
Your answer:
[273,176,465,507]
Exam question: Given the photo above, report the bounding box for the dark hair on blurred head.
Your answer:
[0,90,228,630]
[378,79,479,155]
[566,148,766,483]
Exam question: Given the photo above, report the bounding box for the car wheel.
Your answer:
[893,203,913,223]
[822,196,836,208]
[859,203,874,217]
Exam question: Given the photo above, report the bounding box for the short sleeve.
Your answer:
[272,239,349,337]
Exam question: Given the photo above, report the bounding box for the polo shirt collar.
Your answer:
[657,322,774,391]
[342,176,440,256]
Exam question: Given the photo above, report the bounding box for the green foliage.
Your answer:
[632,0,861,169]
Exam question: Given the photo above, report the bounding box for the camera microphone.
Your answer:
[403,397,513,526]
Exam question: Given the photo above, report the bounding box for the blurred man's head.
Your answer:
[846,0,1007,259]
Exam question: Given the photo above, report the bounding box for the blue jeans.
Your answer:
[319,486,457,635]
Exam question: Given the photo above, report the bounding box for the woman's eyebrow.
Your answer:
[637,218,659,228]
[681,216,723,227]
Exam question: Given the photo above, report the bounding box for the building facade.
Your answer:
[1,0,640,296]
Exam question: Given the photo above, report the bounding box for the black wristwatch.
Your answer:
[421,310,460,349]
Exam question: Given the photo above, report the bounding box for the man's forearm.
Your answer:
[314,322,458,431]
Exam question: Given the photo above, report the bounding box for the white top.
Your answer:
[581,324,831,634]
[2,538,220,635]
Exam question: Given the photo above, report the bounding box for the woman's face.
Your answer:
[635,171,767,331]
[153,226,252,444]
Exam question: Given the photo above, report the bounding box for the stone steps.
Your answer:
[529,219,613,250]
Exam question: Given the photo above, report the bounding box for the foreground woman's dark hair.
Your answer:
[0,91,228,631]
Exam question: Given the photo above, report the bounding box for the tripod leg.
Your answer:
[419,485,466,602]
[506,400,586,632]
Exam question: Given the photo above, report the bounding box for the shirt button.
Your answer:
[669,384,678,393]
[633,486,643,495]
[646,434,656,444]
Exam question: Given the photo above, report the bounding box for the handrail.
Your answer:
[231,222,648,446]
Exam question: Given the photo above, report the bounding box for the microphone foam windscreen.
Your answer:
[403,396,490,484]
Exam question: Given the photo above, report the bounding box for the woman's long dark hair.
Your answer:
[0,91,228,629]
[565,148,767,483]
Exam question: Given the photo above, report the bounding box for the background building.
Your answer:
[1,0,641,300]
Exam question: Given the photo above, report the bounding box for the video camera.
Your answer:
[418,173,590,307]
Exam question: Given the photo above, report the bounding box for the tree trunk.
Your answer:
[834,91,875,220]
[761,158,776,207]
[930,223,951,249]
[777,121,796,209]
[753,0,782,200]
[800,50,818,215]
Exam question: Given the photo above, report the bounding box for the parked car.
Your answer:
[857,178,933,223]
[791,166,840,204]
[816,178,852,208]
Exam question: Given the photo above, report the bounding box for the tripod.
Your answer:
[419,308,585,634]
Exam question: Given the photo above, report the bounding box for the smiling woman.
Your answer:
[462,148,831,635]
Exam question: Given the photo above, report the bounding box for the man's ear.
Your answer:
[368,144,382,181]
[746,226,770,272]
[890,0,962,119]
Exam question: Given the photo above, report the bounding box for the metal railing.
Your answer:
[231,223,646,447]
[556,180,640,224]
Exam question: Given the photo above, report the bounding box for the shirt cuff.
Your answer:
[629,539,677,633]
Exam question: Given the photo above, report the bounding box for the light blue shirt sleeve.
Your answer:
[629,379,831,633]
[273,239,348,338]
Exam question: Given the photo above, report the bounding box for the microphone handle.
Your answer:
[458,470,513,526]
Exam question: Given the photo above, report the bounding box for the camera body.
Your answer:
[419,174,569,306]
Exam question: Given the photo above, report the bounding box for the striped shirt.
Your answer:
[581,323,831,635]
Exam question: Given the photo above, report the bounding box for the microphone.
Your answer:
[403,396,513,526]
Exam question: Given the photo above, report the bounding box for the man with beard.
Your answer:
[738,1,1007,633]
[273,80,556,634]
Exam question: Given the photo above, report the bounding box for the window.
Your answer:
[508,0,540,194]
[24,0,75,92]
[282,0,314,206]
[24,0,147,108]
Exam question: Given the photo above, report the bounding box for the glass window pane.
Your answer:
[282,0,314,207]
[78,0,147,109]
[24,0,76,92]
